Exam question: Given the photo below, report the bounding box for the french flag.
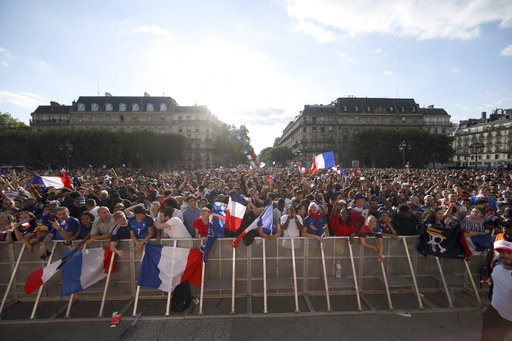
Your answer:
[268,175,276,185]
[232,205,273,248]
[310,151,335,176]
[24,259,63,295]
[28,174,72,189]
[464,234,493,256]
[225,195,247,232]
[138,244,202,292]
[297,163,307,175]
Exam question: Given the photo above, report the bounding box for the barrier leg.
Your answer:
[435,257,454,308]
[402,238,423,310]
[291,239,299,313]
[262,238,268,314]
[0,244,25,315]
[320,242,332,312]
[231,247,236,314]
[464,259,482,307]
[379,260,394,311]
[347,240,362,311]
[198,260,205,316]
[98,252,116,317]
[30,243,57,319]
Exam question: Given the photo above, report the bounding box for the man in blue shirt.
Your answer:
[39,207,80,258]
[182,195,200,238]
[129,205,154,253]
[110,211,132,257]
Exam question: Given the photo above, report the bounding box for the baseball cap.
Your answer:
[354,193,365,201]
[75,196,86,204]
[49,200,61,207]
[494,239,512,253]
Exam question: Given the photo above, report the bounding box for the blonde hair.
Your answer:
[112,211,126,220]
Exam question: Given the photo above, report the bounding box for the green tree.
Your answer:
[270,146,293,164]
[259,147,273,162]
[0,112,29,131]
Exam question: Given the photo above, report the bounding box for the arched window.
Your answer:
[119,103,127,111]
[132,103,140,111]
[105,103,113,111]
[77,103,85,111]
[91,103,99,112]
[160,103,167,111]
[147,103,154,112]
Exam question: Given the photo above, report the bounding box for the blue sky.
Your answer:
[1,0,511,153]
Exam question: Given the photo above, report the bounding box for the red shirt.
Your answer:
[329,213,356,236]
[192,218,208,237]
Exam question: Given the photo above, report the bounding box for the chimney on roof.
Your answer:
[428,105,434,109]
[50,101,60,107]
[144,92,150,97]
[481,111,487,121]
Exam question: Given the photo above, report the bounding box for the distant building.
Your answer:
[451,109,512,168]
[30,95,225,169]
[275,97,451,165]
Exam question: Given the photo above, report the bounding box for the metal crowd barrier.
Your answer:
[0,236,488,320]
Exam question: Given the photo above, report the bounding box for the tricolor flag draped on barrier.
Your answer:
[24,247,114,296]
[310,151,335,176]
[225,194,246,232]
[201,202,226,262]
[137,244,202,292]
[232,205,273,248]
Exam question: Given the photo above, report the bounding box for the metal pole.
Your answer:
[0,244,25,315]
[132,285,141,317]
[231,246,236,314]
[98,252,116,317]
[166,239,177,316]
[379,260,393,311]
[262,238,268,314]
[402,238,423,310]
[347,239,362,311]
[64,294,74,318]
[291,238,299,313]
[435,257,453,308]
[30,243,58,319]
[319,242,332,312]
[463,259,482,307]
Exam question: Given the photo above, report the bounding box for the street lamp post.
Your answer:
[398,140,410,167]
[469,141,484,169]
[58,141,73,170]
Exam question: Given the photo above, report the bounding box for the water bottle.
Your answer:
[335,260,342,278]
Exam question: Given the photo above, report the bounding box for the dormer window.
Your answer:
[160,103,167,111]
[91,103,99,112]
[355,106,359,112]
[132,103,140,111]
[77,103,85,111]
[105,103,113,111]
[343,106,347,112]
[119,103,127,111]
[147,103,154,112]
[367,106,371,112]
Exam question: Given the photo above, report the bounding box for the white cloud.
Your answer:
[293,20,336,43]
[283,0,512,40]
[0,61,7,67]
[0,47,12,58]
[500,44,512,56]
[336,51,352,61]
[383,70,393,77]
[0,90,48,109]
[449,68,461,74]
[134,24,173,40]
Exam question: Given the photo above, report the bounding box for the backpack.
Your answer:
[171,281,192,312]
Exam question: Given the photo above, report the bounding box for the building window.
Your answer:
[91,103,99,112]
[120,115,124,122]
[402,117,406,122]
[77,103,85,111]
[355,106,359,112]
[179,128,183,132]
[195,128,200,132]
[105,103,113,111]
[367,106,371,112]
[343,106,347,112]
[105,115,111,123]
[320,127,325,133]
[178,116,183,120]
[119,103,127,111]
[495,154,499,160]
[78,116,83,123]
[91,115,96,123]
[147,115,152,122]
[132,103,140,111]
[132,115,137,122]
[160,103,167,111]
[147,103,154,112]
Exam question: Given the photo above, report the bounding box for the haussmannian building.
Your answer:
[30,94,225,169]
[275,97,452,165]
[451,108,512,168]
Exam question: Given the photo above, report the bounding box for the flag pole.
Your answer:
[30,243,57,319]
[402,238,423,310]
[379,260,393,311]
[132,285,141,317]
[199,259,206,316]
[262,238,268,314]
[165,240,178,317]
[319,242,332,312]
[463,259,482,307]
[231,246,236,314]
[0,244,25,315]
[291,238,299,313]
[347,239,362,311]
[98,251,116,317]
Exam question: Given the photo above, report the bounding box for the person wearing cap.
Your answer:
[481,239,512,340]
[350,193,369,219]
[69,196,87,219]
[129,205,155,252]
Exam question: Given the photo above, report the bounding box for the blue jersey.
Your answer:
[51,217,80,240]
[111,223,132,242]
[304,216,326,237]
[128,215,154,239]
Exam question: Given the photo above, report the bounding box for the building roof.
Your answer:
[334,97,419,114]
[419,108,450,116]
[32,104,71,114]
[73,96,178,112]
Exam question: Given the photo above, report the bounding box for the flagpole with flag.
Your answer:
[232,205,273,248]
[310,151,335,176]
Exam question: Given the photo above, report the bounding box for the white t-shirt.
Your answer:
[280,214,303,237]
[491,263,512,321]
[161,217,191,239]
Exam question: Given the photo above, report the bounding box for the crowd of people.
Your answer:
[0,165,511,338]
